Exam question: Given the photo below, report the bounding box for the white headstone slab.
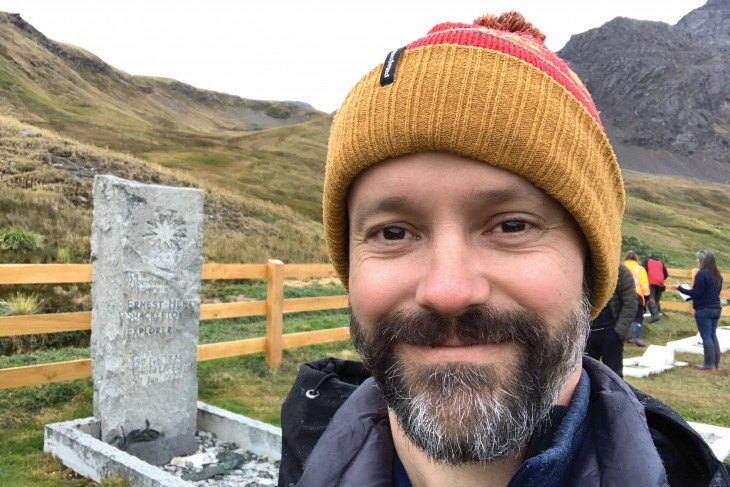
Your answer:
[90,175,203,444]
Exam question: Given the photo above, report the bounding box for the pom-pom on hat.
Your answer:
[323,11,625,316]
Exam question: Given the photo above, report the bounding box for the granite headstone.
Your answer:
[90,175,203,457]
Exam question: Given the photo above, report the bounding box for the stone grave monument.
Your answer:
[90,175,204,463]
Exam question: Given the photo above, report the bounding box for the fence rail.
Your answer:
[0,261,349,390]
[0,264,728,390]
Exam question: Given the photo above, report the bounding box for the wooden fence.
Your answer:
[0,260,349,390]
[0,264,728,391]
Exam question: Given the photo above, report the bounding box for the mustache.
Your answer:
[358,306,548,349]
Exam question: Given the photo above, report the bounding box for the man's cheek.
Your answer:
[350,266,404,315]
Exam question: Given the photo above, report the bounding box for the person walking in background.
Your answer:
[586,264,638,377]
[624,251,651,347]
[671,249,724,372]
[643,254,668,323]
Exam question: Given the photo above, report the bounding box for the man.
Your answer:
[585,264,637,377]
[279,11,729,487]
[624,251,651,347]
[643,254,669,322]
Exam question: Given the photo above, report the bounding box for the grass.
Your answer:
[56,248,71,264]
[1,112,728,480]
[4,292,42,315]
[0,228,43,251]
[621,171,730,269]
[0,115,329,268]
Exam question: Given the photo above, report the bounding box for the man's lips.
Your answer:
[399,340,510,363]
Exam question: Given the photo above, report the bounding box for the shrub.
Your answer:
[0,228,43,252]
[5,292,42,315]
[621,235,674,265]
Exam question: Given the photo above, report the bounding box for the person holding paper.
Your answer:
[672,250,724,372]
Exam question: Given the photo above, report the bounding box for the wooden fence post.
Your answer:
[265,259,285,369]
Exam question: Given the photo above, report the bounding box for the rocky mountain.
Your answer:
[558,0,730,183]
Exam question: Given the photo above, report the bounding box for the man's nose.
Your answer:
[414,236,490,316]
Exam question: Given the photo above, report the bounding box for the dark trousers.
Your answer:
[648,284,665,315]
[586,328,624,378]
[632,298,646,340]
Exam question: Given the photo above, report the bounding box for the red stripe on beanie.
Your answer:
[406,18,603,130]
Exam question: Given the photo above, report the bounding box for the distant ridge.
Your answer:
[0,11,325,133]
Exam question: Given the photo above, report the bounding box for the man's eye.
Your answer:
[379,227,408,240]
[496,221,529,233]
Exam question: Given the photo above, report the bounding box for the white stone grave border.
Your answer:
[44,402,281,487]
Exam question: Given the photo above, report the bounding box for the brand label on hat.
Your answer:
[380,47,405,86]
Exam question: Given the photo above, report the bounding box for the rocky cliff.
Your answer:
[559,0,730,183]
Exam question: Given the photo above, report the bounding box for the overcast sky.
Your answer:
[0,0,707,113]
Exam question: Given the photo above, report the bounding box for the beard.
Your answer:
[349,295,590,465]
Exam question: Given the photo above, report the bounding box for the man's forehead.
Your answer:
[347,153,558,213]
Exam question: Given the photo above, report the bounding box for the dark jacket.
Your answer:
[679,270,723,310]
[606,263,639,340]
[279,357,730,487]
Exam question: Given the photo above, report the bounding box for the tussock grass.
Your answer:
[56,247,71,264]
[0,228,43,251]
[4,292,41,315]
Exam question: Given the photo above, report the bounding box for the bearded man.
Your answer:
[278,11,729,487]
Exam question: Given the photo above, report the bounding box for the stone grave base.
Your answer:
[43,401,281,487]
[666,327,730,355]
[623,345,688,378]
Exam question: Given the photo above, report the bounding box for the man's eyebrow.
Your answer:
[349,196,416,232]
[349,184,551,230]
[467,185,549,206]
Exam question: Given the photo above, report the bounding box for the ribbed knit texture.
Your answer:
[323,14,625,316]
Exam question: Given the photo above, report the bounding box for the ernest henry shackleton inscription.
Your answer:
[90,175,204,451]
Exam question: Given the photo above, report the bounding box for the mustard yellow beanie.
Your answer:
[323,12,625,316]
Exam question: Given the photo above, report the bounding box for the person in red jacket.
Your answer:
[642,255,668,323]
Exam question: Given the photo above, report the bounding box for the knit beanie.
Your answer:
[323,11,625,316]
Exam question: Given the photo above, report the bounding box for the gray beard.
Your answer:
[350,294,590,465]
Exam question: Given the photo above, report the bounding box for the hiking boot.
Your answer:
[648,315,660,323]
[628,339,646,347]
[696,364,718,372]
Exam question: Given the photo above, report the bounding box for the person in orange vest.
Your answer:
[624,251,651,347]
[642,254,668,322]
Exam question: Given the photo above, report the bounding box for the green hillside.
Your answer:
[621,170,730,269]
[0,115,328,266]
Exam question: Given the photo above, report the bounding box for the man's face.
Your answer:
[346,152,590,464]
